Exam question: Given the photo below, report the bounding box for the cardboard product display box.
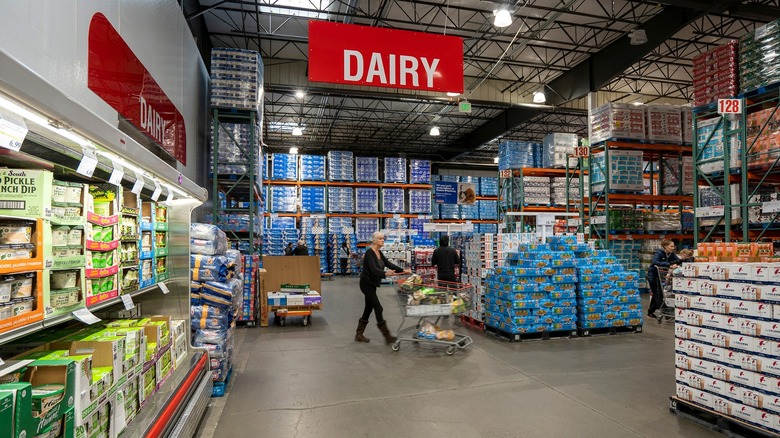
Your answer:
[23,359,77,434]
[43,268,85,320]
[0,382,33,438]
[44,222,86,270]
[0,170,86,227]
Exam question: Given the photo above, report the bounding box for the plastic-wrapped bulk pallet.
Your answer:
[409,159,431,184]
[460,203,479,220]
[692,41,738,107]
[302,216,328,272]
[241,254,261,325]
[661,157,694,195]
[409,218,430,238]
[590,149,644,194]
[355,187,379,213]
[356,156,380,182]
[523,176,552,205]
[740,21,780,91]
[408,189,431,214]
[210,123,255,175]
[479,200,498,220]
[551,176,584,206]
[384,157,407,183]
[483,241,578,340]
[299,155,326,181]
[590,102,646,143]
[440,204,460,220]
[271,153,298,181]
[190,223,242,396]
[328,187,354,213]
[645,106,683,144]
[695,117,741,174]
[498,141,539,169]
[480,177,499,197]
[355,218,379,243]
[270,186,297,212]
[210,47,263,110]
[300,186,326,213]
[381,188,405,213]
[327,151,354,181]
[542,133,578,168]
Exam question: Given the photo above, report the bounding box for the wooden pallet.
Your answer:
[578,324,643,337]
[670,396,778,438]
[485,325,577,342]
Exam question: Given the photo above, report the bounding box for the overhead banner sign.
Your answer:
[308,21,464,93]
[434,181,458,204]
[87,13,187,165]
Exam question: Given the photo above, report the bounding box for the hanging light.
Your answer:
[295,90,305,98]
[292,126,303,136]
[430,126,440,136]
[290,146,299,155]
[493,157,499,164]
[446,92,460,97]
[629,29,648,46]
[533,91,546,103]
[493,9,512,28]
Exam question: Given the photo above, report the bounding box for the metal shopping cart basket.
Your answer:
[653,266,675,324]
[392,276,474,355]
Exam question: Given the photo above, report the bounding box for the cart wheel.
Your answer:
[279,317,286,326]
[446,346,455,355]
[302,315,310,326]
[392,341,400,351]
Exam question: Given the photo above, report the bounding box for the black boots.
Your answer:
[377,320,397,345]
[355,319,370,343]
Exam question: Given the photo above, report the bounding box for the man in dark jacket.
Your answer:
[647,239,680,318]
[431,235,460,283]
[293,239,309,256]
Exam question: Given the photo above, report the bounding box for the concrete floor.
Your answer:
[198,277,721,438]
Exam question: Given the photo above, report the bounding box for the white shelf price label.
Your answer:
[109,161,124,186]
[165,185,174,205]
[0,356,4,366]
[393,214,401,219]
[0,108,28,152]
[151,180,162,201]
[76,147,99,178]
[159,282,170,294]
[120,294,135,310]
[131,171,145,195]
[718,98,742,114]
[72,308,101,325]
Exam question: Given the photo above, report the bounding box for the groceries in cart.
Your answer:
[397,275,471,314]
[417,320,456,341]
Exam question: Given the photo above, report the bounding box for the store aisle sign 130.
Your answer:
[308,21,463,93]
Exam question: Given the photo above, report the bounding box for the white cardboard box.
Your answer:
[740,318,762,337]
[725,316,742,333]
[675,324,692,339]
[692,327,713,344]
[676,353,692,370]
[692,358,714,376]
[713,395,734,416]
[704,345,727,363]
[725,349,743,367]
[757,375,780,394]
[741,353,764,373]
[691,296,714,311]
[757,410,778,432]
[703,313,726,330]
[758,338,780,357]
[751,264,780,283]
[764,394,780,415]
[761,321,780,340]
[733,369,759,388]
[733,335,759,353]
[725,382,743,401]
[705,377,728,396]
[675,294,691,309]
[711,331,733,349]
[733,403,758,424]
[714,281,742,299]
[676,368,690,383]
[688,372,706,390]
[712,363,732,382]
[676,383,694,401]
[693,389,713,408]
[763,359,780,378]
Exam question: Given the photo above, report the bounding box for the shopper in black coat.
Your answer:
[647,239,681,318]
[431,235,460,283]
[355,231,409,344]
[293,239,309,256]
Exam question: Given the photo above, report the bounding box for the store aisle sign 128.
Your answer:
[308,21,463,93]
[718,98,742,114]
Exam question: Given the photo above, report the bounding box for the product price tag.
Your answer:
[159,282,170,295]
[165,185,174,205]
[131,171,145,195]
[151,180,162,201]
[109,161,124,186]
[0,108,27,152]
[76,146,99,178]
[0,356,4,366]
[120,294,135,310]
[72,308,101,325]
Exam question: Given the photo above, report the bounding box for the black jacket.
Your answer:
[647,249,680,280]
[431,246,460,277]
[360,248,403,287]
[293,244,309,256]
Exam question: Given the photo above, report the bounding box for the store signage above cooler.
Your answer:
[86,13,187,165]
[308,21,463,93]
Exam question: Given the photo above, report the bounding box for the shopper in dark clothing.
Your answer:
[431,235,460,283]
[647,239,681,318]
[293,239,309,256]
[284,243,294,256]
[340,241,351,277]
[355,232,409,344]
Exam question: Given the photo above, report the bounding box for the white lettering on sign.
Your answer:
[139,96,170,145]
[343,50,440,88]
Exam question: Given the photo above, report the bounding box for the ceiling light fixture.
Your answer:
[292,126,303,136]
[446,92,460,97]
[430,126,440,136]
[493,9,512,28]
[290,146,299,155]
[629,29,648,46]
[533,91,546,104]
[295,90,305,98]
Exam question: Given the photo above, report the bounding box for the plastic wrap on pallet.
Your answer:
[299,155,326,181]
[356,218,380,242]
[480,177,499,197]
[739,21,780,92]
[408,189,431,214]
[590,102,645,143]
[409,159,431,184]
[692,41,738,107]
[327,186,354,213]
[210,123,257,175]
[328,217,353,234]
[745,108,780,169]
[270,185,298,212]
[355,156,379,182]
[381,188,405,213]
[210,47,263,110]
[681,108,693,145]
[384,157,407,183]
[645,105,683,144]
[590,150,644,193]
[498,140,540,170]
[479,200,498,220]
[271,153,298,181]
[440,204,460,220]
[300,186,326,213]
[327,150,354,181]
[355,187,379,213]
[191,255,232,282]
[542,133,578,168]
[661,157,694,195]
[409,218,430,237]
[383,217,408,230]
[460,203,479,220]
[695,117,741,173]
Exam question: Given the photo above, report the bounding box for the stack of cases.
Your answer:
[551,176,584,206]
[409,218,430,237]
[692,41,739,107]
[381,188,405,213]
[327,151,354,181]
[673,262,780,435]
[542,133,578,168]
[478,223,499,234]
[460,203,479,220]
[523,177,551,205]
[268,216,296,230]
[299,155,326,181]
[262,229,298,256]
[205,214,261,234]
[479,200,498,220]
[644,211,683,232]
[409,189,431,214]
[384,158,407,183]
[484,240,578,334]
[240,255,260,322]
[383,218,408,230]
[271,154,297,180]
[440,204,460,220]
[462,234,503,322]
[607,240,644,277]
[409,159,431,184]
[210,123,255,174]
[355,188,379,213]
[696,117,742,173]
[270,186,297,212]
[699,185,742,226]
[590,102,646,143]
[646,106,683,144]
[355,156,380,182]
[480,177,499,197]
[301,217,328,272]
[745,108,780,168]
[661,157,695,195]
[355,218,379,242]
[590,150,644,193]
[210,47,263,110]
[740,20,780,92]
[498,141,540,169]
[327,187,354,213]
[300,186,326,213]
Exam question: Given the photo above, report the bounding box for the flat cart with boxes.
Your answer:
[268,283,323,326]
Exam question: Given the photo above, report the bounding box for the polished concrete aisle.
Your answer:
[201,277,719,438]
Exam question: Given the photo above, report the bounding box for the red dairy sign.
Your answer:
[308,21,463,93]
[87,13,186,164]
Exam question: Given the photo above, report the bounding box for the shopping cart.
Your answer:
[653,266,675,324]
[392,276,474,355]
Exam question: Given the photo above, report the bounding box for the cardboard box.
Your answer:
[688,372,706,390]
[705,377,727,396]
[676,383,694,401]
[675,354,691,370]
[741,353,764,373]
[725,383,743,401]
[751,264,780,283]
[704,345,727,363]
[702,313,726,330]
[733,369,759,388]
[675,324,691,339]
[674,294,690,308]
[685,310,704,326]
[712,363,732,382]
[691,327,712,344]
[43,268,85,320]
[733,403,758,423]
[0,382,33,438]
[697,281,715,297]
[0,391,14,438]
[714,281,742,299]
[764,359,780,378]
[692,389,713,407]
[713,395,733,416]
[65,338,124,387]
[724,316,742,333]
[268,293,286,306]
[757,409,778,433]
[24,359,76,434]
[765,394,780,415]
[692,358,714,376]
[725,350,743,367]
[0,269,44,335]
[740,318,762,337]
[733,335,759,353]
[711,331,732,349]
[757,375,780,394]
[726,264,753,282]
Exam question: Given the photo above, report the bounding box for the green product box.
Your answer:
[68,337,124,387]
[0,382,34,438]
[43,268,86,320]
[0,391,14,438]
[44,223,86,270]
[63,354,93,426]
[24,359,77,434]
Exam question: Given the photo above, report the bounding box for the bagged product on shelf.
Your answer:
[200,281,236,308]
[191,255,232,282]
[355,156,379,182]
[191,304,232,330]
[191,223,228,242]
[193,327,233,347]
[498,140,540,169]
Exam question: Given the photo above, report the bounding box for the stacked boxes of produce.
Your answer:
[355,218,379,243]
[590,102,646,143]
[85,185,121,306]
[190,223,242,395]
[646,105,683,143]
[542,133,578,168]
[740,20,780,92]
[355,187,379,213]
[153,206,169,283]
[270,186,297,212]
[479,200,498,220]
[523,177,551,205]
[384,158,407,183]
[240,254,260,322]
[745,108,780,169]
[498,141,540,169]
[480,177,499,197]
[327,151,354,181]
[119,190,140,295]
[356,156,380,182]
[210,47,263,110]
[381,188,404,213]
[672,260,780,435]
[409,190,431,214]
[270,153,297,181]
[661,157,694,195]
[300,186,326,213]
[484,239,578,335]
[327,187,354,213]
[551,176,584,206]
[409,159,431,184]
[299,155,326,181]
[696,117,741,173]
[590,149,644,193]
[692,41,738,107]
[210,123,256,175]
[301,216,328,272]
